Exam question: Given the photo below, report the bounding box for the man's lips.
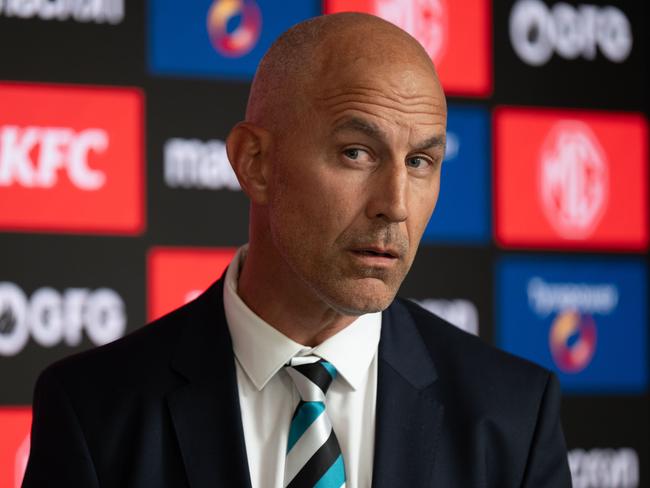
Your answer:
[349,246,400,260]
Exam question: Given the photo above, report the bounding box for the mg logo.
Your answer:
[374,0,448,62]
[539,121,608,239]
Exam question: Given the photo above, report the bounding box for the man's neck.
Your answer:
[236,245,358,347]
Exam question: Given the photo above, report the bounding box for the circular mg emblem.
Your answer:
[539,121,609,239]
[375,0,448,63]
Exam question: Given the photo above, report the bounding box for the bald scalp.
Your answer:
[246,12,437,130]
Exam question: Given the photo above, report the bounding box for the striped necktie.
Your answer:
[284,357,346,488]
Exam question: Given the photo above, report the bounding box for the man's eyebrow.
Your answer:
[332,117,387,139]
[412,134,446,153]
[332,117,445,152]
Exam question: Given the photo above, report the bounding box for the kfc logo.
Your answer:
[0,282,127,356]
[325,0,491,96]
[0,408,32,488]
[0,126,108,190]
[148,247,236,321]
[0,83,144,234]
[539,121,608,239]
[494,108,648,250]
[510,0,633,66]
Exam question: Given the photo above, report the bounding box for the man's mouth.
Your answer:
[351,247,399,260]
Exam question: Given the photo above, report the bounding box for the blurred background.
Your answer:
[0,0,647,486]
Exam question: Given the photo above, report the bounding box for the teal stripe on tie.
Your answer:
[287,402,325,452]
[321,361,337,379]
[313,454,346,488]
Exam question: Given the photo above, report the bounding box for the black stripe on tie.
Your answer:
[293,362,333,394]
[286,430,341,488]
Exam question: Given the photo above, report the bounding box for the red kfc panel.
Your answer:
[0,82,144,235]
[0,407,31,488]
[147,247,236,321]
[324,0,492,97]
[494,107,648,250]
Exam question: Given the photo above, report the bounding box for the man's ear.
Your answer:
[226,122,272,204]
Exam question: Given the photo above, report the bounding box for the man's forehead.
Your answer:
[309,67,446,125]
[246,12,445,132]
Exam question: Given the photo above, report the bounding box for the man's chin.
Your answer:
[321,279,398,316]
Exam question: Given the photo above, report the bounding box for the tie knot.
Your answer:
[285,357,337,402]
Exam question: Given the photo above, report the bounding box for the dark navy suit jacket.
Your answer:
[23,278,572,487]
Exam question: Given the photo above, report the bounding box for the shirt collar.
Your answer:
[223,245,381,392]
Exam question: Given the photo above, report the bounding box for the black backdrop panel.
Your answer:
[563,396,649,487]
[146,78,251,245]
[0,235,145,404]
[494,0,647,110]
[0,0,146,86]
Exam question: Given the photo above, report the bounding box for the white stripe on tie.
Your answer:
[284,410,332,484]
[286,367,326,402]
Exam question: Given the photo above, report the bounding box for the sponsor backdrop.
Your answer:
[0,0,647,486]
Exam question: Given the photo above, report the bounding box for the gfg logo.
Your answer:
[539,121,608,239]
[0,126,108,190]
[0,282,127,356]
[509,0,632,66]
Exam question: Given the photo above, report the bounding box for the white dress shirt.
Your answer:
[223,246,381,488]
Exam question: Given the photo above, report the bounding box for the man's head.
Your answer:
[227,13,447,316]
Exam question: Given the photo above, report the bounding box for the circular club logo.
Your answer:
[207,0,262,58]
[374,0,448,63]
[539,121,609,239]
[549,310,597,373]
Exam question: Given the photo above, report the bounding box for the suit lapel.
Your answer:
[166,279,252,488]
[372,300,444,488]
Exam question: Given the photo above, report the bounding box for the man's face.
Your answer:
[266,58,447,315]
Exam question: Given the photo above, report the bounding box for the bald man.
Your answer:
[23,13,572,488]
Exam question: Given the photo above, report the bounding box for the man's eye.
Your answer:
[406,156,429,168]
[343,148,362,159]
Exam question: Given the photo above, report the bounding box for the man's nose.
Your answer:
[366,161,409,222]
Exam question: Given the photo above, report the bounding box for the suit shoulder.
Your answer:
[396,298,551,387]
[38,302,190,394]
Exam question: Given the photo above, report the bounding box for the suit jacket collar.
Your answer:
[167,278,253,488]
[372,299,444,488]
[166,279,442,488]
